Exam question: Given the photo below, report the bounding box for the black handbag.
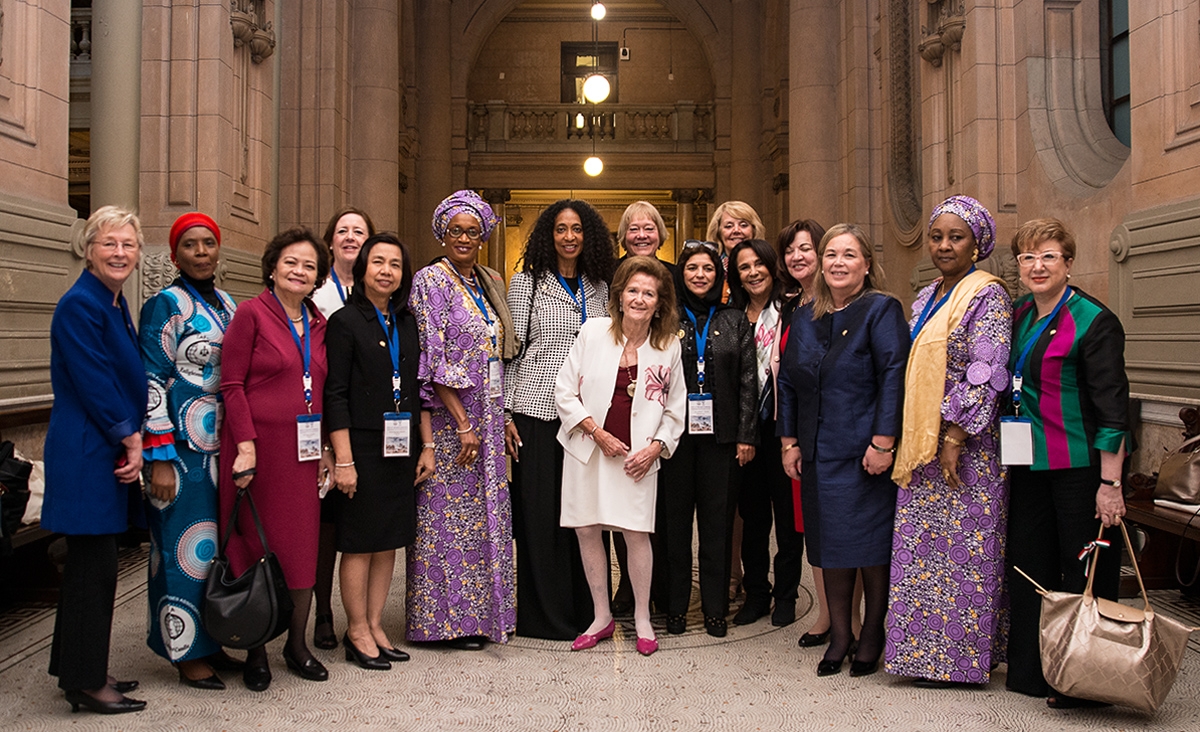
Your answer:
[0,440,33,556]
[202,487,293,649]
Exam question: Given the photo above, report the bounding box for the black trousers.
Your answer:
[738,417,803,604]
[510,413,592,640]
[1005,465,1120,696]
[48,533,120,691]
[656,432,739,618]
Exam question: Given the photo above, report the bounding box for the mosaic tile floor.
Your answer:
[1,545,1198,731]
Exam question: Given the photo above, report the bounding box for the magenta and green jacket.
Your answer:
[1009,288,1130,471]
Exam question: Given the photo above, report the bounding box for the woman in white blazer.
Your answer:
[554,257,686,656]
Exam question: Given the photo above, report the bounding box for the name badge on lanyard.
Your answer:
[383,412,412,457]
[688,393,714,434]
[448,262,503,400]
[1004,287,1071,466]
[274,291,321,461]
[488,357,503,400]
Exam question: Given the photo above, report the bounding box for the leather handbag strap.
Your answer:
[217,487,272,558]
[1083,518,1152,612]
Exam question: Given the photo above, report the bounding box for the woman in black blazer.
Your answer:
[656,240,758,637]
[325,233,433,670]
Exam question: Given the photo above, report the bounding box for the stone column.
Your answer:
[790,0,839,222]
[90,0,142,211]
[350,1,401,230]
[482,189,511,274]
[415,0,453,266]
[729,0,764,204]
[672,189,698,260]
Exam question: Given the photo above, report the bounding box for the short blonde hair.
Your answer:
[82,205,144,268]
[1010,218,1076,260]
[706,201,765,246]
[810,223,890,318]
[617,201,667,253]
[607,256,679,351]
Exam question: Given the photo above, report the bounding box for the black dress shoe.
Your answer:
[732,597,770,626]
[666,614,687,635]
[1046,693,1111,710]
[771,601,796,627]
[816,659,843,677]
[313,614,338,650]
[65,690,147,715]
[343,633,391,670]
[703,616,727,638]
[377,645,411,663]
[849,657,879,677]
[913,678,954,689]
[610,598,634,617]
[797,629,831,647]
[243,663,271,692]
[178,666,226,690]
[283,647,329,681]
[445,636,486,651]
[110,679,139,694]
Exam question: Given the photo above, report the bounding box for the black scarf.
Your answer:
[176,271,224,310]
[674,250,727,319]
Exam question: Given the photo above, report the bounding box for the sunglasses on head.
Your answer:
[682,240,719,253]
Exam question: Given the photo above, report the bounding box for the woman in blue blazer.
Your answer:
[42,206,149,715]
[777,223,909,679]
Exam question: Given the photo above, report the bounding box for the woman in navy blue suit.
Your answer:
[42,206,149,715]
[777,223,909,678]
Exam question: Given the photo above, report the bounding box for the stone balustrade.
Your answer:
[70,8,92,67]
[468,101,714,154]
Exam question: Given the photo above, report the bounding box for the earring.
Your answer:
[654,310,661,318]
[1066,273,1072,279]
[972,249,979,262]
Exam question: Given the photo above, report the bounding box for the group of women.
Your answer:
[43,189,1129,714]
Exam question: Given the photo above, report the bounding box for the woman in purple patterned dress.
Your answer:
[885,196,1012,687]
[406,191,517,649]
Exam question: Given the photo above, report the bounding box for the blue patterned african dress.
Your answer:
[139,277,236,662]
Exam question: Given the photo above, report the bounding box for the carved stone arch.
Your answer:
[880,0,924,248]
[1025,0,1128,197]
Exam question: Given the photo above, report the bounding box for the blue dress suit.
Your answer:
[776,291,909,568]
[43,268,148,693]
[42,269,149,534]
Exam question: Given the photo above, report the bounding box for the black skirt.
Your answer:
[326,428,417,553]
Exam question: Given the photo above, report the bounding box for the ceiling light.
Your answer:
[582,74,610,104]
[591,3,607,21]
[584,156,604,176]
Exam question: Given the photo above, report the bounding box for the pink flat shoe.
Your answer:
[571,620,616,651]
[636,636,659,656]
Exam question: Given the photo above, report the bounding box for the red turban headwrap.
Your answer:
[169,212,221,263]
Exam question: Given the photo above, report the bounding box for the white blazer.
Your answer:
[555,318,686,475]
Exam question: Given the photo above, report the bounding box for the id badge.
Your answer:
[1000,416,1034,466]
[383,412,411,458]
[297,414,322,462]
[488,357,503,399]
[688,393,714,435]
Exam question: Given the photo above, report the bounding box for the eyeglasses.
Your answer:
[95,240,139,252]
[682,239,719,253]
[446,226,482,241]
[1016,251,1068,267]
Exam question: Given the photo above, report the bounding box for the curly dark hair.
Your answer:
[261,226,330,291]
[350,232,414,313]
[726,239,784,310]
[518,199,616,284]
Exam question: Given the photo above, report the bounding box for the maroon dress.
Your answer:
[219,290,327,589]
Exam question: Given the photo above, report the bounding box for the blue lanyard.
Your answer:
[330,269,348,304]
[373,305,402,407]
[1011,287,1072,413]
[271,290,313,410]
[910,266,974,340]
[180,281,230,334]
[684,306,716,389]
[555,272,587,325]
[445,261,497,352]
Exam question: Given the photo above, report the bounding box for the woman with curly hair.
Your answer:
[504,199,616,640]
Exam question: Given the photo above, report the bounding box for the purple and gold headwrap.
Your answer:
[928,195,996,261]
[432,190,500,242]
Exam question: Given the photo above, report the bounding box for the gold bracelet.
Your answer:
[781,444,798,453]
[943,435,966,447]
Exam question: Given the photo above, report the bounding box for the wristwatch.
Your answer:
[1100,478,1122,489]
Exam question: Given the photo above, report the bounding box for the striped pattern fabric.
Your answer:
[1010,289,1130,471]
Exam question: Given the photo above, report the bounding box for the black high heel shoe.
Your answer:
[343,633,391,670]
[65,690,146,715]
[849,642,879,677]
[817,640,858,677]
[110,679,139,694]
[797,628,831,647]
[177,663,226,690]
[313,613,338,650]
[283,646,329,681]
[377,645,411,663]
[243,662,272,692]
